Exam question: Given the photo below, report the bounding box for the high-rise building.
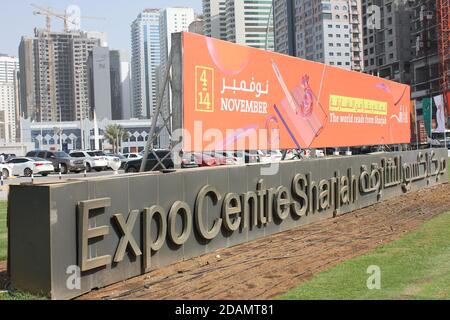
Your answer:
[159,7,195,147]
[189,15,205,35]
[203,0,275,51]
[203,0,227,39]
[88,47,112,121]
[273,0,296,56]
[110,50,132,120]
[410,0,443,101]
[0,54,20,143]
[159,7,195,77]
[131,9,161,119]
[18,29,105,122]
[18,37,35,120]
[158,7,195,117]
[361,0,414,84]
[273,0,363,71]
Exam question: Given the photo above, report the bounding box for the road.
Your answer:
[0,170,125,201]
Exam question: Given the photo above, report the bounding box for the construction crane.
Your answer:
[436,0,449,115]
[31,3,106,32]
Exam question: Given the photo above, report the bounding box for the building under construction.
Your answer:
[361,0,414,84]
[19,29,106,122]
[410,0,449,118]
[359,0,448,124]
[411,0,440,100]
[273,0,363,71]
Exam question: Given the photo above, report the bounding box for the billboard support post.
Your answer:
[140,33,183,172]
[139,51,173,172]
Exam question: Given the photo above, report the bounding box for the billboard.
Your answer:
[181,32,411,151]
[447,91,450,114]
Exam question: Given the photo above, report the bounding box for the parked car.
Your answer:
[0,153,16,163]
[123,153,143,161]
[0,163,12,179]
[258,150,283,163]
[193,152,220,167]
[179,152,199,168]
[124,149,174,172]
[285,149,304,160]
[315,149,325,158]
[243,150,260,164]
[6,157,54,177]
[431,130,450,149]
[69,150,108,172]
[302,149,325,158]
[25,150,85,174]
[215,151,245,166]
[89,150,121,170]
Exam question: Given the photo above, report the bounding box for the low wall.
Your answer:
[7,149,448,299]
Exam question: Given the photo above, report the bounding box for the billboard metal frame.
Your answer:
[139,33,183,172]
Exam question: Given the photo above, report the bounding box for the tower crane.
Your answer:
[436,0,449,116]
[31,3,106,32]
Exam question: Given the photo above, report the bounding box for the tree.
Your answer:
[53,127,62,150]
[104,124,129,153]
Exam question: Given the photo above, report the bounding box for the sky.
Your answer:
[0,0,202,56]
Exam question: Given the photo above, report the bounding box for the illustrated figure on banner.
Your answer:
[434,95,445,133]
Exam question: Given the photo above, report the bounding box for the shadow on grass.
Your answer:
[0,263,47,300]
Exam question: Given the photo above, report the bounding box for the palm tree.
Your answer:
[53,126,62,150]
[104,124,129,153]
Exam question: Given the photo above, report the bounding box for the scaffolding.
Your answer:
[436,0,449,116]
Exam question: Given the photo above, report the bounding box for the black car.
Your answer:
[124,150,174,173]
[243,150,260,164]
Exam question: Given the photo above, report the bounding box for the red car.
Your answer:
[193,152,219,167]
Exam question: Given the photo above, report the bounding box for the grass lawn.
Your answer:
[447,155,450,175]
[280,211,450,300]
[0,291,45,300]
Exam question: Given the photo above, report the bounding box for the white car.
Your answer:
[69,150,108,172]
[91,150,121,170]
[303,149,325,158]
[0,163,12,179]
[285,149,304,160]
[258,150,283,163]
[6,157,54,177]
[123,153,143,161]
[315,149,325,157]
[217,151,245,165]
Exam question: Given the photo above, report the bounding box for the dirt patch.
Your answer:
[2,184,449,300]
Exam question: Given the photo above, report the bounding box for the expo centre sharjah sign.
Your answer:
[7,33,448,300]
[8,149,448,299]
